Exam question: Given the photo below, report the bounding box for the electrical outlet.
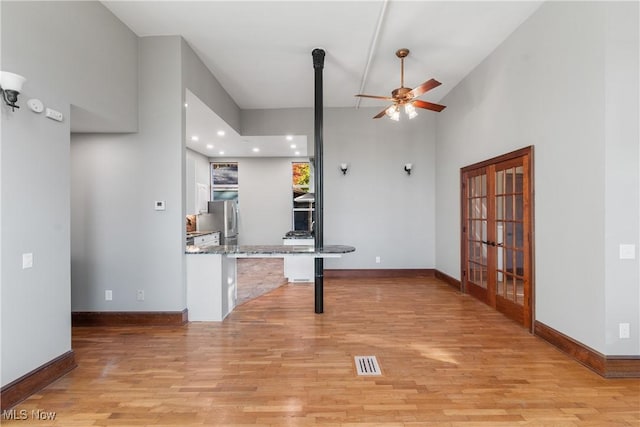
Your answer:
[105,290,112,301]
[136,290,145,301]
[619,323,630,339]
[619,244,636,260]
[375,256,381,264]
[22,253,33,269]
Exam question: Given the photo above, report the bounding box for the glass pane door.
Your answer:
[461,147,533,330]
[464,169,490,299]
[495,163,526,306]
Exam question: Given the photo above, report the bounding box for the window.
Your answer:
[292,162,313,231]
[211,162,238,201]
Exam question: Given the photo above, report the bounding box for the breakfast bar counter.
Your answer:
[185,244,355,322]
[186,244,355,257]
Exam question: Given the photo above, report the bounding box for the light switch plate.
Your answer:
[45,107,64,122]
[619,244,636,260]
[22,253,33,269]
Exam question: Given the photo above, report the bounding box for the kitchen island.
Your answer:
[186,244,355,321]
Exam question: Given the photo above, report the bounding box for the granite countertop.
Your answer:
[186,244,355,257]
[187,230,220,238]
[282,230,314,240]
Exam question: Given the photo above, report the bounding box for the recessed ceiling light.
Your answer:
[290,144,296,149]
[191,135,199,141]
[184,103,188,108]
[252,147,260,153]
[219,150,225,155]
[217,130,225,137]
[286,135,293,141]
[206,144,214,149]
[295,151,300,156]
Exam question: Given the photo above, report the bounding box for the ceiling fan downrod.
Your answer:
[396,48,409,89]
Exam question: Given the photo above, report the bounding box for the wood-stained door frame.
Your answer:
[460,146,535,331]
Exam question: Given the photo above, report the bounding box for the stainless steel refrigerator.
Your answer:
[198,200,239,245]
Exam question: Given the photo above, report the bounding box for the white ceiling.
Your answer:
[102,0,543,156]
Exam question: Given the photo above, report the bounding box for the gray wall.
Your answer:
[603,2,639,354]
[209,157,299,245]
[240,107,437,269]
[1,99,72,388]
[323,108,436,269]
[435,1,639,355]
[71,36,242,313]
[1,1,137,386]
[2,1,138,133]
[71,36,185,312]
[181,38,241,134]
[241,108,314,149]
[238,109,315,245]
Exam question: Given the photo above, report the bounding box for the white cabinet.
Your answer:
[283,238,314,283]
[193,232,220,246]
[186,149,211,215]
[196,183,209,214]
[187,254,237,321]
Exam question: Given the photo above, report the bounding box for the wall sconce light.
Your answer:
[0,71,26,112]
[404,163,413,175]
[340,163,348,175]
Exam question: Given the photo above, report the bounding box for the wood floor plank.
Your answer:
[2,276,639,426]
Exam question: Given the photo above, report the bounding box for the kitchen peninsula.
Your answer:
[186,244,355,321]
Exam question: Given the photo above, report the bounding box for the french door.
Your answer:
[461,147,534,330]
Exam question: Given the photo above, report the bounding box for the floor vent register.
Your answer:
[354,356,382,376]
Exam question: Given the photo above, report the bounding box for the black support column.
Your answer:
[312,48,325,314]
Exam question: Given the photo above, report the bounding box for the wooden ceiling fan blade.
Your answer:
[373,106,391,119]
[409,78,441,98]
[413,99,446,112]
[356,94,395,101]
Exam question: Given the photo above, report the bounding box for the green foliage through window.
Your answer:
[292,162,310,187]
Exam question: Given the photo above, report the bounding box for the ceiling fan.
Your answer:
[355,48,446,120]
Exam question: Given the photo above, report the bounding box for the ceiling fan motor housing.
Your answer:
[392,87,412,102]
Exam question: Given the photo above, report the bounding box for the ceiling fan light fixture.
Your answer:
[404,103,418,119]
[385,105,400,121]
[385,105,396,117]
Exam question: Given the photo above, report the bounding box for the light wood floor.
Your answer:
[6,277,640,426]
